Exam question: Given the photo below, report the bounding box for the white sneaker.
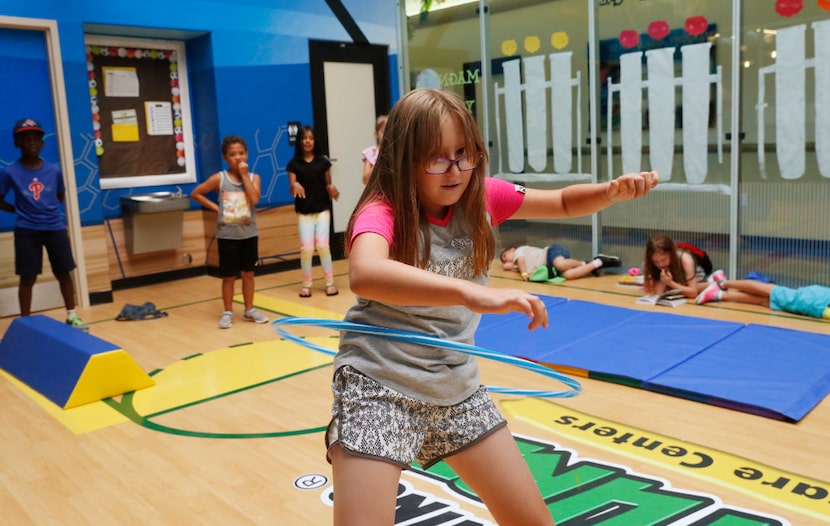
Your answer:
[218,311,233,329]
[243,309,268,324]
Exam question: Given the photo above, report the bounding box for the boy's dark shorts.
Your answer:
[545,244,570,261]
[325,366,506,470]
[14,227,76,276]
[217,236,259,277]
[544,244,571,278]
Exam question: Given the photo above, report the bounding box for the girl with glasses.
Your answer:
[327,88,658,525]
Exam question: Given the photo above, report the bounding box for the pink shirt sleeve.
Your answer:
[485,177,525,225]
[350,200,394,250]
[350,179,524,250]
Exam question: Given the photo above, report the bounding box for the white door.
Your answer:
[0,17,87,317]
[323,62,377,233]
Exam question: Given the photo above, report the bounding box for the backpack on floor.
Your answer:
[116,302,168,321]
[676,242,713,276]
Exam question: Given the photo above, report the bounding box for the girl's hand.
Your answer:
[659,268,673,286]
[462,286,548,331]
[608,171,659,202]
[291,182,306,199]
[239,161,249,178]
[327,184,340,200]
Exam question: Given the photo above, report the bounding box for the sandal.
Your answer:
[299,287,312,298]
[325,284,339,296]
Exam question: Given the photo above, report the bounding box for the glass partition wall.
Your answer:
[485,0,595,258]
[740,1,830,287]
[402,0,830,287]
[595,0,735,280]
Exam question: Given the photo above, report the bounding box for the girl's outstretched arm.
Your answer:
[512,171,659,220]
[349,232,549,330]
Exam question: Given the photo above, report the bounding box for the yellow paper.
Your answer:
[112,122,139,142]
[111,108,139,142]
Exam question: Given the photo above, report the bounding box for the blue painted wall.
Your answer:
[0,0,399,228]
[0,28,58,230]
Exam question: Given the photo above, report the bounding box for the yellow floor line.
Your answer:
[1,369,129,434]
[131,339,334,415]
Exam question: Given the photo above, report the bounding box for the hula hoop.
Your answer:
[271,317,581,399]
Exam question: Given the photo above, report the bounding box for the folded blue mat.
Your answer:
[647,324,830,421]
[475,296,830,421]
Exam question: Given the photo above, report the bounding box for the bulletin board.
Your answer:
[85,36,196,189]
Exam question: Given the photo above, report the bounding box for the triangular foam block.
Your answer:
[0,315,154,408]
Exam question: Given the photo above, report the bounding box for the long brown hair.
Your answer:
[346,89,493,277]
[644,234,685,284]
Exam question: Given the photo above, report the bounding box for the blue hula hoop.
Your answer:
[271,317,581,399]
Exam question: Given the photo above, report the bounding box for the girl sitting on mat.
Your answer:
[328,87,659,526]
[643,234,721,298]
[696,278,830,319]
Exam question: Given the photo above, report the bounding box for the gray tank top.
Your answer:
[216,170,258,240]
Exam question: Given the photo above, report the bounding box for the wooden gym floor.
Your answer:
[1,259,828,525]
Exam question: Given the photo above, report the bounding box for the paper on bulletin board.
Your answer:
[111,109,139,142]
[103,67,139,97]
[145,101,174,136]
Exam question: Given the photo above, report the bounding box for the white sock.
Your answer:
[66,309,77,319]
[591,259,603,269]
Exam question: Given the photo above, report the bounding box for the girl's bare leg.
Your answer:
[240,270,255,310]
[330,444,403,526]
[706,280,772,307]
[721,280,775,297]
[221,276,235,311]
[445,426,555,526]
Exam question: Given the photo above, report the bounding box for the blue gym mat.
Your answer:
[476,297,830,421]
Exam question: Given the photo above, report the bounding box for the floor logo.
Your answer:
[320,479,494,525]
[313,434,787,524]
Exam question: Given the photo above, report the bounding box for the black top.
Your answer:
[287,155,333,214]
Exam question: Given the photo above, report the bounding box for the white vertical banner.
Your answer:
[620,52,643,174]
[776,25,806,180]
[646,47,676,181]
[524,55,547,172]
[681,42,711,184]
[550,52,573,174]
[814,20,830,179]
[503,59,525,173]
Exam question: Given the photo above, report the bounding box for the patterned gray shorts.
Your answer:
[325,366,506,469]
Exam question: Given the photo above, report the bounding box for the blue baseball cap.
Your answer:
[13,118,45,137]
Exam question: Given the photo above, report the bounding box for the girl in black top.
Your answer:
[287,125,340,297]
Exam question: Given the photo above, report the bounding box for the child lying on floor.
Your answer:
[696,277,830,320]
[500,244,621,281]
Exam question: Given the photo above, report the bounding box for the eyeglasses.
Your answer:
[424,152,483,175]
